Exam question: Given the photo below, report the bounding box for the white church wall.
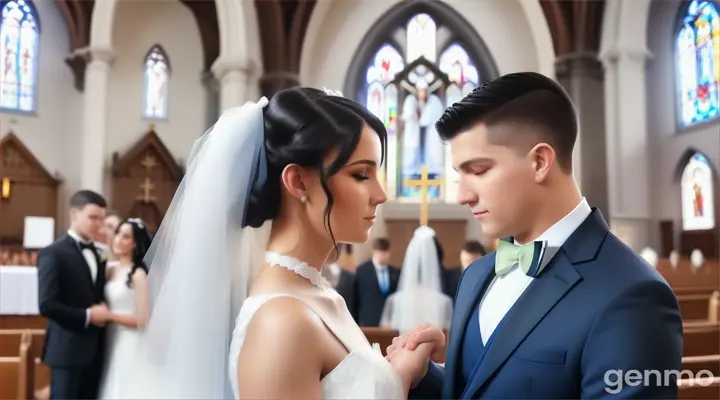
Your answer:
[0,0,83,229]
[646,0,720,249]
[106,0,205,165]
[301,0,554,256]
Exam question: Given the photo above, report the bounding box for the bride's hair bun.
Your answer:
[241,87,387,230]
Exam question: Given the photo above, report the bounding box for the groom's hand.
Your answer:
[387,324,446,363]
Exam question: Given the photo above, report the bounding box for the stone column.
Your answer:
[212,57,255,112]
[201,71,220,128]
[259,71,300,98]
[601,46,653,249]
[555,52,610,218]
[80,47,114,193]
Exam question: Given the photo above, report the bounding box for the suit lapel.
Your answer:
[462,209,609,398]
[462,252,581,398]
[443,254,496,399]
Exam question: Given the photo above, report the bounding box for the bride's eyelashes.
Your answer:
[351,168,371,181]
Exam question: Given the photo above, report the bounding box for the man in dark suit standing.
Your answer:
[353,238,400,326]
[442,241,486,300]
[38,190,110,399]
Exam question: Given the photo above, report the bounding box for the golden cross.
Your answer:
[141,154,157,171]
[403,165,443,226]
[137,178,157,203]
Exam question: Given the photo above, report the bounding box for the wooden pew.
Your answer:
[0,330,34,400]
[683,321,720,357]
[0,315,46,330]
[679,376,720,399]
[677,290,720,321]
[362,327,398,356]
[0,329,50,397]
[682,354,720,376]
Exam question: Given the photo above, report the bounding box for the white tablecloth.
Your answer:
[0,266,39,315]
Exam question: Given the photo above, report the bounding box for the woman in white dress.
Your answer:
[97,218,152,399]
[120,88,441,399]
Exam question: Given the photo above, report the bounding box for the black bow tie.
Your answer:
[78,241,96,253]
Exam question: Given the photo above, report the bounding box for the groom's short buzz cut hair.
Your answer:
[435,72,577,173]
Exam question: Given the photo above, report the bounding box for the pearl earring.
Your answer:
[300,193,307,203]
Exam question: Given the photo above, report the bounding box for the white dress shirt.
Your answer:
[67,230,99,327]
[477,198,592,344]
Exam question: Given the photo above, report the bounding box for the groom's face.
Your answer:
[449,122,542,239]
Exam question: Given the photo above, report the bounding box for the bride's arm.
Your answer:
[237,297,324,399]
[109,269,149,329]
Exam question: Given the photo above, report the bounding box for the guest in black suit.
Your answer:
[37,190,110,399]
[353,238,400,326]
[442,240,486,301]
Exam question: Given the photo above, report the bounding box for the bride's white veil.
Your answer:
[121,98,272,399]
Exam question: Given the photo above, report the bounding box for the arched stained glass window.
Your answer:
[143,45,170,119]
[0,0,39,112]
[681,151,716,230]
[676,0,720,126]
[361,14,480,202]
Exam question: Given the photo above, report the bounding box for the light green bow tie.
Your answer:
[495,239,547,277]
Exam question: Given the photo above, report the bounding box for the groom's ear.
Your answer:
[280,163,307,201]
[529,142,555,183]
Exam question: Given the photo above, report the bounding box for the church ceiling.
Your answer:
[51,0,605,93]
[539,0,605,55]
[179,0,220,72]
[53,0,94,52]
[254,0,316,96]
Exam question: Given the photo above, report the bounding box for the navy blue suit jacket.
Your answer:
[410,209,683,399]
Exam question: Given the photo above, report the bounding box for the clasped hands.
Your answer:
[385,324,446,391]
[89,303,110,327]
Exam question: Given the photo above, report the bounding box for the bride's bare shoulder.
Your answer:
[237,296,324,397]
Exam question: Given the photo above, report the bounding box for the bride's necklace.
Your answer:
[265,252,331,290]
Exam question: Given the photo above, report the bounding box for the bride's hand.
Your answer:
[387,324,446,363]
[385,342,433,392]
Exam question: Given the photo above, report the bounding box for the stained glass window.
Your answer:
[406,13,436,62]
[681,152,715,230]
[0,0,39,112]
[676,0,720,126]
[361,14,480,202]
[143,45,170,119]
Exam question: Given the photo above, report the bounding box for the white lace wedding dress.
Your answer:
[228,252,405,399]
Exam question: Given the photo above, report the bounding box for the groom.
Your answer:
[386,72,683,398]
[38,190,110,399]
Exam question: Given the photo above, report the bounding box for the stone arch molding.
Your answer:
[600,0,653,61]
[88,0,259,70]
[299,0,556,89]
[674,148,718,182]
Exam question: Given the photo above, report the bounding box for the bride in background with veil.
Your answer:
[119,87,441,399]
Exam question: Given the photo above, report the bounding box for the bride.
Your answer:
[121,87,440,399]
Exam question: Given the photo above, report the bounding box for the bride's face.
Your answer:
[112,223,136,257]
[305,125,387,244]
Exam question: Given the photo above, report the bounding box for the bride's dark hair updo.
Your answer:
[242,87,387,237]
